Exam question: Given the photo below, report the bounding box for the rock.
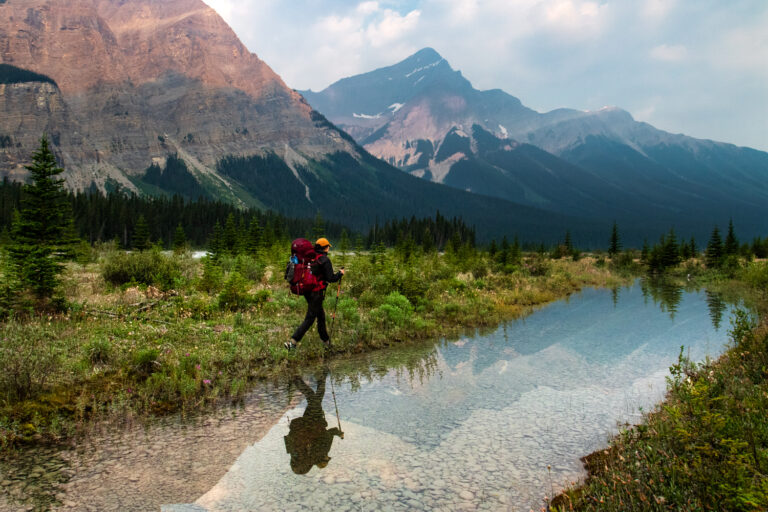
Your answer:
[459,490,474,500]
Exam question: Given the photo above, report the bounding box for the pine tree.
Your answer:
[608,222,621,257]
[338,229,350,265]
[499,236,510,265]
[564,230,573,252]
[641,239,649,263]
[705,226,724,268]
[223,213,238,254]
[312,211,325,241]
[689,236,697,258]
[488,239,497,258]
[132,214,151,251]
[247,219,261,254]
[172,223,187,252]
[661,228,680,269]
[724,219,739,256]
[7,136,72,302]
[510,236,522,265]
[209,221,224,260]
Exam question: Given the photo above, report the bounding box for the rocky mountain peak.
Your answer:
[0,0,306,111]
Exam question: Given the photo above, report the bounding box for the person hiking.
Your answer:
[285,237,345,350]
[284,368,344,474]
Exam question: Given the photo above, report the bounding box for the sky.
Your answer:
[202,0,768,151]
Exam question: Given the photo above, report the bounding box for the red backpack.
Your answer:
[284,238,325,294]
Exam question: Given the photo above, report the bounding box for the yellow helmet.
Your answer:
[315,237,332,248]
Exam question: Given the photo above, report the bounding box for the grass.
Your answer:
[0,246,628,447]
[552,261,768,512]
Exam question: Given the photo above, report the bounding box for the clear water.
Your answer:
[1,281,739,512]
[163,282,738,512]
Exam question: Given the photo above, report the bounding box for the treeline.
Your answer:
[641,221,768,273]
[365,213,476,251]
[0,177,349,249]
[1,178,477,253]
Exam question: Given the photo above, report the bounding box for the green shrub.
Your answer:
[218,272,252,311]
[198,257,225,293]
[235,254,265,282]
[371,291,414,328]
[738,261,768,290]
[101,249,181,289]
[0,323,64,400]
[395,271,429,304]
[523,256,550,277]
[336,297,360,325]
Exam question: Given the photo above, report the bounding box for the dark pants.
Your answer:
[292,290,328,342]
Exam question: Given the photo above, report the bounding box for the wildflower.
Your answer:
[196,364,201,370]
[203,379,212,385]
[185,353,190,357]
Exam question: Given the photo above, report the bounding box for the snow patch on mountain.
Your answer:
[389,103,405,113]
[405,59,444,78]
[498,124,508,138]
[414,76,425,85]
[353,112,382,119]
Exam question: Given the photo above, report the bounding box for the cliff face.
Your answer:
[0,0,354,192]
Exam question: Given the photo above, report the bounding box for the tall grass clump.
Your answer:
[0,322,65,401]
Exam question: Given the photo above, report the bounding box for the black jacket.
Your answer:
[312,254,342,285]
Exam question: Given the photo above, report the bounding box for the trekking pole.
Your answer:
[328,366,343,433]
[329,272,343,342]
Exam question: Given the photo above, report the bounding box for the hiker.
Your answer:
[285,237,345,349]
[284,368,343,474]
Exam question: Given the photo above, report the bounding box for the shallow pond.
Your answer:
[2,281,740,511]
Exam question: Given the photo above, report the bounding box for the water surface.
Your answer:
[165,282,737,511]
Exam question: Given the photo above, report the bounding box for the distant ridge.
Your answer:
[301,48,768,239]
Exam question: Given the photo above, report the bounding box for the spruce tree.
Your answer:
[510,236,522,265]
[8,136,72,302]
[689,236,697,258]
[312,211,325,241]
[724,219,739,256]
[661,228,680,269]
[223,213,238,254]
[209,221,224,260]
[488,239,497,257]
[705,226,724,268]
[608,222,621,257]
[247,219,261,254]
[132,214,151,251]
[172,223,187,252]
[499,236,510,265]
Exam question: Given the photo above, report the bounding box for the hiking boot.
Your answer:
[322,339,331,349]
[284,339,298,350]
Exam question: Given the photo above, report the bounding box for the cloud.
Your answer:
[650,44,688,62]
[365,9,421,47]
[202,0,768,150]
[357,1,380,15]
[642,0,676,22]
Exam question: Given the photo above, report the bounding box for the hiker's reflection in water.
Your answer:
[284,368,343,474]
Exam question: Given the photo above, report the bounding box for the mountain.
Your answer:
[0,0,606,243]
[301,48,768,238]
